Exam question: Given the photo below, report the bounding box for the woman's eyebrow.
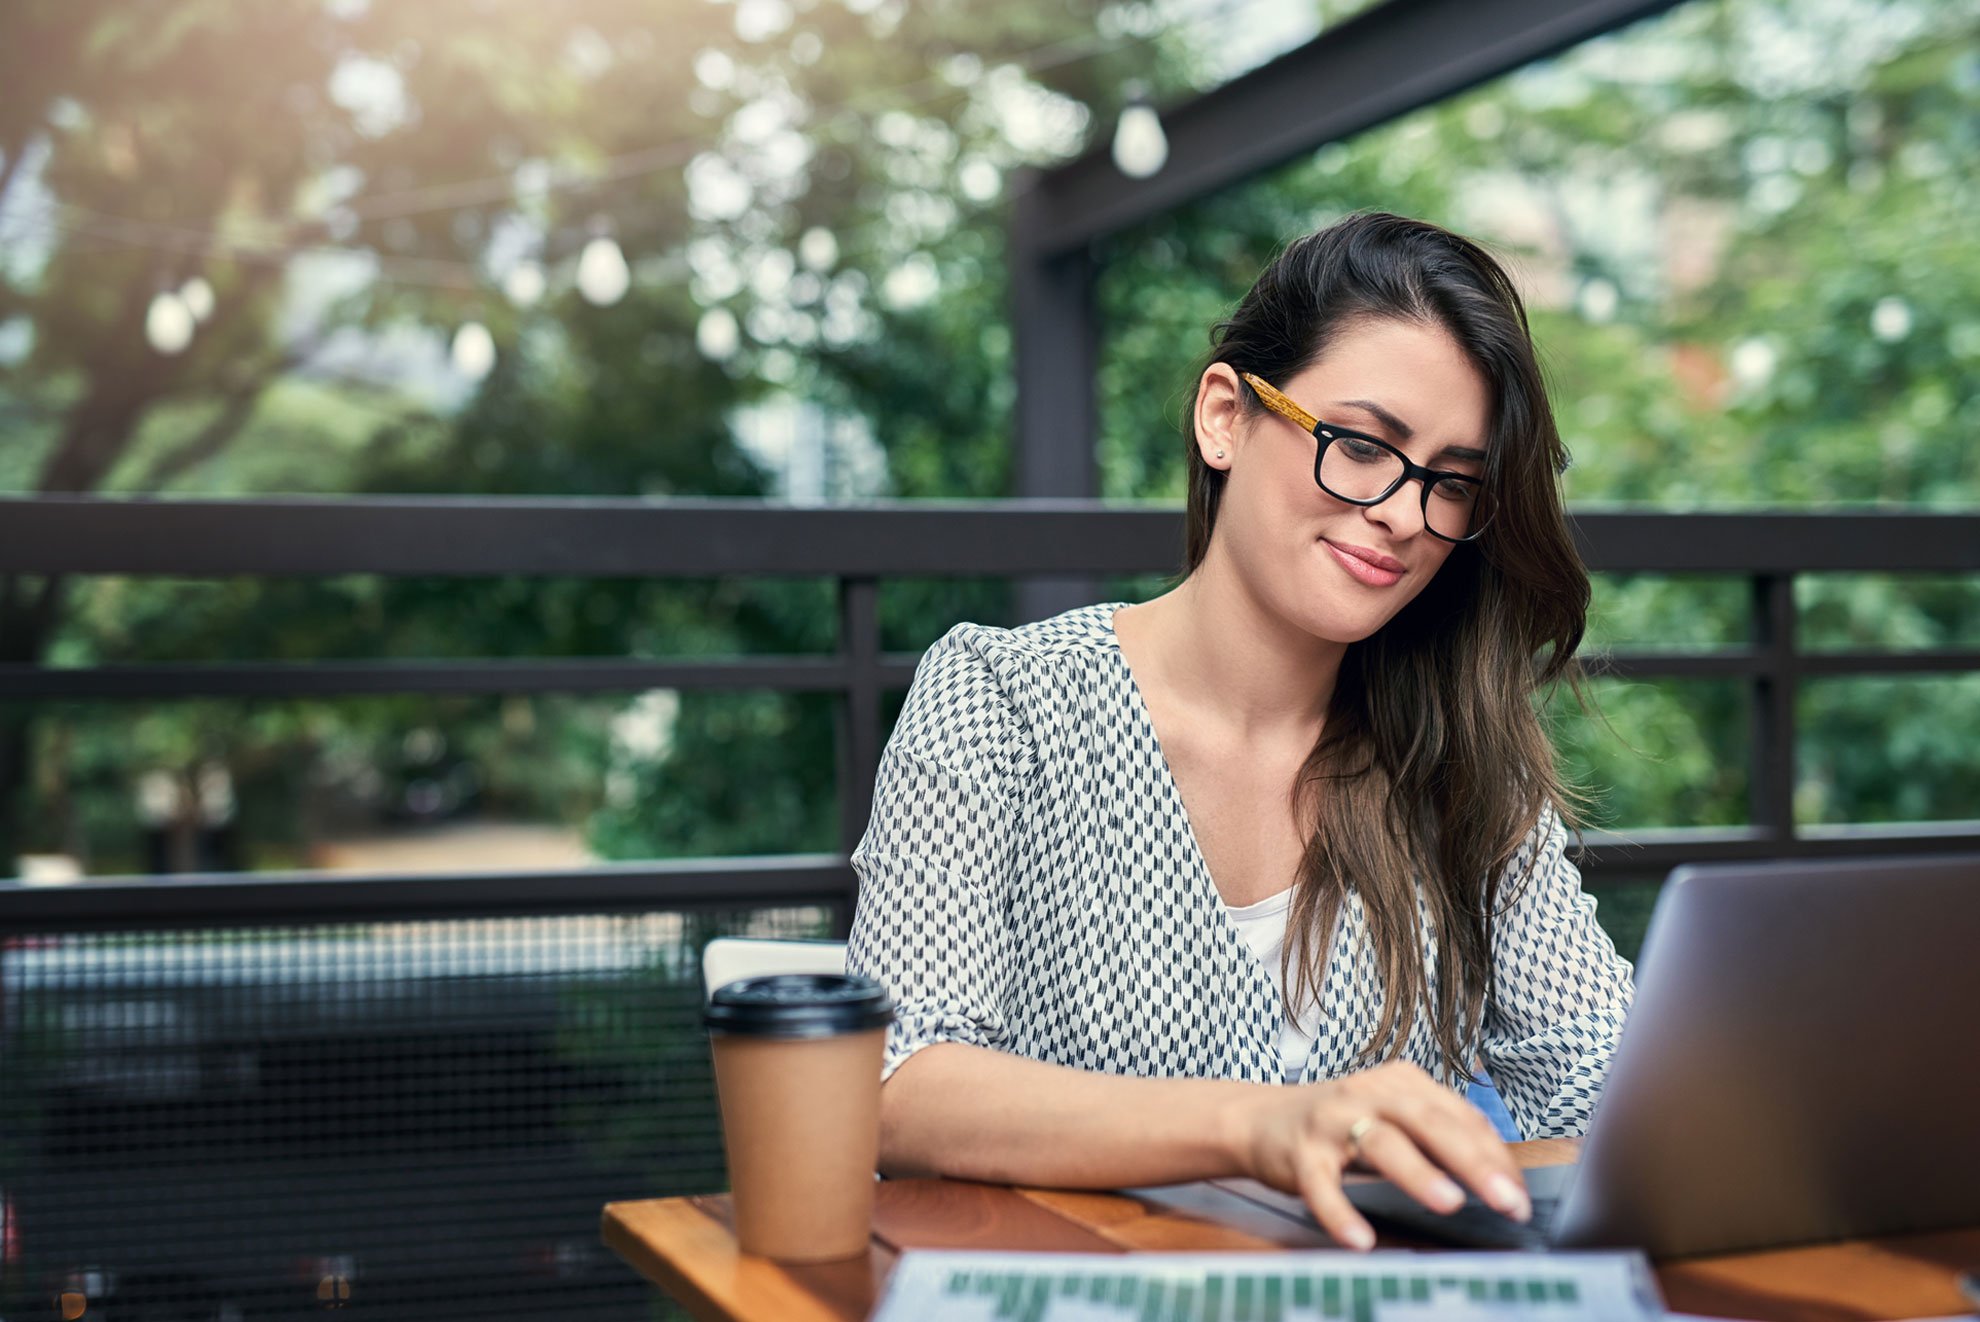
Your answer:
[1332,398,1413,439]
[1334,398,1486,463]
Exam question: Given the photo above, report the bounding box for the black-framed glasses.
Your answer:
[1239,371,1492,543]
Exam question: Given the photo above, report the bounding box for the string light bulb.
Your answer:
[576,236,630,306]
[179,277,215,322]
[502,261,545,307]
[450,321,496,379]
[145,290,195,355]
[1111,82,1168,179]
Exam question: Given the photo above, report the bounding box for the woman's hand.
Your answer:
[1229,1060,1529,1250]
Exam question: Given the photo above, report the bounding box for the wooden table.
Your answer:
[603,1139,1980,1321]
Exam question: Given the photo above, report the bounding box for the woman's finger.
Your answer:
[1396,1109,1529,1221]
[1369,1076,1529,1220]
[1352,1119,1467,1214]
[1295,1152,1376,1252]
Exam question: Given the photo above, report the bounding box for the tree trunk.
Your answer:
[0,256,283,872]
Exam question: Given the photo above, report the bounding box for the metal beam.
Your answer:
[1022,0,1687,256]
[836,577,882,857]
[1567,510,1980,574]
[6,826,1978,922]
[1575,822,1980,888]
[1006,0,1687,512]
[0,854,854,931]
[3,498,1975,578]
[1009,192,1104,620]
[1010,210,1101,498]
[0,656,926,701]
[0,496,1186,579]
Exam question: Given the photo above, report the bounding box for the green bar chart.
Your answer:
[874,1250,1663,1322]
[943,1264,1577,1322]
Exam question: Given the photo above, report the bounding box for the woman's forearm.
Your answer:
[878,1041,1271,1188]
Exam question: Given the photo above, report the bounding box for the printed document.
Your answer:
[871,1247,1665,1322]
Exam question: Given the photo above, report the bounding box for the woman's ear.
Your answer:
[1194,363,1243,471]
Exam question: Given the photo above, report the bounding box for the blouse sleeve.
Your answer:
[1477,802,1636,1139]
[843,627,1032,1083]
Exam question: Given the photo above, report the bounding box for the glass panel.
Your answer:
[1798,574,1980,650]
[1102,571,1182,608]
[1797,675,1980,825]
[1585,573,1748,650]
[1547,678,1749,830]
[1588,881,1661,965]
[877,577,1013,652]
[9,690,837,880]
[47,576,838,665]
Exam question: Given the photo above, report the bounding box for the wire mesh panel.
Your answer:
[0,902,838,1321]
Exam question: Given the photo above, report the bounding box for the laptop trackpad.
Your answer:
[1346,1162,1578,1250]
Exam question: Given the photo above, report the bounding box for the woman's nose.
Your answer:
[1363,477,1427,537]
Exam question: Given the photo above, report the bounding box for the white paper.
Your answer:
[872,1247,1665,1322]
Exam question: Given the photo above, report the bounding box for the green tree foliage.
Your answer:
[0,0,1171,866]
[1091,0,1980,833]
[1,0,1975,892]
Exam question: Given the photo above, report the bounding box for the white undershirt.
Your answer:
[1221,887,1320,1084]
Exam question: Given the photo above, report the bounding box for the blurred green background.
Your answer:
[2,0,1977,961]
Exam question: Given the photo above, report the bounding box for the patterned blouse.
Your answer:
[844,602,1636,1139]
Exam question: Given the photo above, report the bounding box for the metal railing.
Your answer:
[3,497,1978,905]
[1,496,1974,1320]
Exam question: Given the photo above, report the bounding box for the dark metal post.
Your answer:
[1749,573,1800,846]
[1010,174,1102,624]
[835,577,881,932]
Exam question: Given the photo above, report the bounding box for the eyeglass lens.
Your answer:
[1318,435,1482,541]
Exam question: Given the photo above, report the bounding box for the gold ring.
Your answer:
[1344,1115,1378,1161]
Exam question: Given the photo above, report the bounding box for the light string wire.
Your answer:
[0,0,1273,291]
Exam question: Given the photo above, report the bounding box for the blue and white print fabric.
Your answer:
[844,602,1636,1139]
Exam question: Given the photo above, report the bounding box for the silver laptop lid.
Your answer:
[1555,852,1980,1257]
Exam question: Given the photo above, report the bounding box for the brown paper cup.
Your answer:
[710,1027,886,1261]
[704,973,894,1263]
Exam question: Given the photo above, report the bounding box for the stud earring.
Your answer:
[1214,449,1226,460]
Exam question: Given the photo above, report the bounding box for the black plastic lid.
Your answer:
[704,973,895,1039]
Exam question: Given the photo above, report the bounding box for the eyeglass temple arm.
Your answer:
[1239,372,1320,433]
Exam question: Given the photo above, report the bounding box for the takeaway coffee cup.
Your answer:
[704,973,895,1262]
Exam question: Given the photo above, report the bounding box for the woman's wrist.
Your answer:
[1203,1077,1279,1179]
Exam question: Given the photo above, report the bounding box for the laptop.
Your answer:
[1232,853,1980,1259]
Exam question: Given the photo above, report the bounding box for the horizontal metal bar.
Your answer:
[1583,642,1980,686]
[6,824,1972,925]
[16,646,1976,703]
[1798,648,1980,678]
[1575,821,1980,879]
[1581,649,1759,680]
[0,854,853,931]
[2,498,1976,578]
[1021,0,1684,255]
[1567,511,1980,574]
[0,497,1185,578]
[0,656,926,701]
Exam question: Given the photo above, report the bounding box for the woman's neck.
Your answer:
[1117,549,1344,742]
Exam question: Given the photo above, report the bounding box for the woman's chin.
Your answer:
[1277,588,1395,648]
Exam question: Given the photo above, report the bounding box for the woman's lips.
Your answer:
[1323,539,1405,587]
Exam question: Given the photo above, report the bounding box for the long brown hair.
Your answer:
[1183,212,1589,1079]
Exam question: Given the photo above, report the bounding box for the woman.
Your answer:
[843,211,1635,1251]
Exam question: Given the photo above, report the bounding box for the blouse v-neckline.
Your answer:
[1100,602,1336,1081]
[1100,602,1296,914]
